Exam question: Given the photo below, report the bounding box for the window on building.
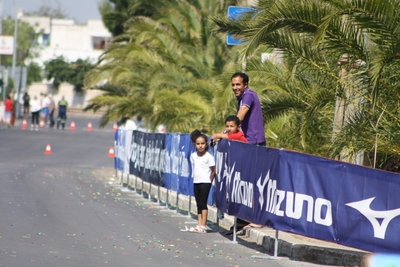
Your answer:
[42,34,50,47]
[92,37,111,50]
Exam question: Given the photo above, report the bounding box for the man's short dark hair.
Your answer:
[231,72,249,85]
[225,115,241,126]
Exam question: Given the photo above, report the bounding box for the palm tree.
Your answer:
[86,0,239,133]
[213,0,400,170]
[98,0,159,36]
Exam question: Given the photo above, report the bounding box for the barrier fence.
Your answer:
[114,129,400,253]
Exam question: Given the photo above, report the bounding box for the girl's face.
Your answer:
[194,137,207,153]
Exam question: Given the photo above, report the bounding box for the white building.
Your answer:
[19,13,112,108]
[21,14,112,65]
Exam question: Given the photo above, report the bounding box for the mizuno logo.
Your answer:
[346,197,400,239]
[256,171,332,226]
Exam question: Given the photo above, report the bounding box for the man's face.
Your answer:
[231,76,247,97]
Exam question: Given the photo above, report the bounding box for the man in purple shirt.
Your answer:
[231,72,266,146]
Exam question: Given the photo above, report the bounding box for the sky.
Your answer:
[3,0,102,24]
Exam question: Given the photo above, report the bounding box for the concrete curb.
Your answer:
[117,173,367,266]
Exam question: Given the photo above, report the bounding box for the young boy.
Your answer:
[212,115,248,143]
[212,115,263,234]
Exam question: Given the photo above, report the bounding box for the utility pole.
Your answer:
[11,0,18,85]
[0,0,3,101]
[0,0,3,55]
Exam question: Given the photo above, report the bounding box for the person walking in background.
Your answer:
[57,96,68,129]
[188,130,216,233]
[4,95,13,128]
[23,92,30,118]
[41,93,51,126]
[231,72,266,146]
[9,92,15,126]
[48,95,56,128]
[30,95,41,131]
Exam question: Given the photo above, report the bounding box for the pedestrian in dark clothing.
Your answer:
[23,92,30,118]
[48,95,56,128]
[57,96,68,129]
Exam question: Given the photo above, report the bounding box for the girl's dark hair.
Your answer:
[190,129,209,150]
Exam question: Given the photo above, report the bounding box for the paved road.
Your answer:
[0,116,328,267]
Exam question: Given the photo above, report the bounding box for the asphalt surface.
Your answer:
[0,115,333,267]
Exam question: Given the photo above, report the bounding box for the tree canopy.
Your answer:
[45,57,94,92]
[86,0,400,172]
[25,2,68,19]
[86,0,238,132]
[1,18,42,67]
[98,0,159,36]
[212,0,400,170]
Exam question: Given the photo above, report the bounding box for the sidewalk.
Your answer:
[121,175,368,267]
[239,225,366,266]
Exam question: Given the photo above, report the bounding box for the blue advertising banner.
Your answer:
[178,134,193,196]
[155,133,166,186]
[117,129,400,253]
[113,130,119,170]
[215,140,229,212]
[163,133,179,191]
[278,150,400,252]
[140,133,165,186]
[129,131,145,178]
[207,143,216,206]
[141,134,151,182]
[115,129,125,172]
[215,140,400,253]
[123,130,133,174]
[163,133,172,190]
[216,140,279,224]
[273,151,337,241]
[163,133,215,204]
[246,146,280,227]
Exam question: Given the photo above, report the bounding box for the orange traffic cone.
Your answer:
[87,122,93,131]
[70,121,76,130]
[108,146,115,158]
[22,119,27,130]
[44,143,52,155]
[113,123,117,132]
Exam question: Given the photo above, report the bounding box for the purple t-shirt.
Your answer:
[237,88,266,144]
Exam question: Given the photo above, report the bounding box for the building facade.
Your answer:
[22,14,112,66]
[20,13,112,108]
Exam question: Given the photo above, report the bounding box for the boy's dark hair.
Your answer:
[190,129,209,150]
[231,72,249,85]
[225,115,241,126]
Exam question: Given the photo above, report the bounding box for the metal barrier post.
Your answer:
[251,230,283,260]
[160,189,176,213]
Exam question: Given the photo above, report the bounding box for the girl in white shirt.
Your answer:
[30,95,42,131]
[189,130,216,233]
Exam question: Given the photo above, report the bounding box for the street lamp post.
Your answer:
[0,0,3,100]
[11,1,19,86]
